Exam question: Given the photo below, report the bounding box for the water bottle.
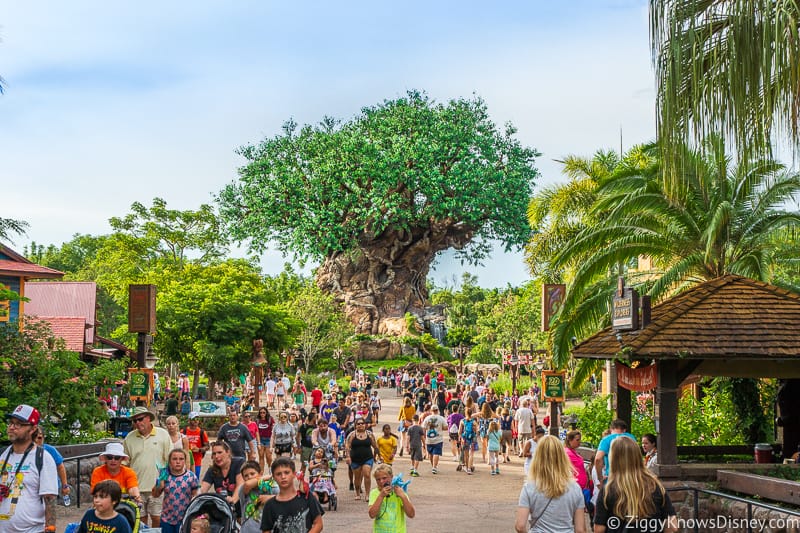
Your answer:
[63,493,71,507]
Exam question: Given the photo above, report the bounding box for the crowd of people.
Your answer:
[1,366,678,533]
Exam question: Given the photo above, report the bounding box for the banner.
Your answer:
[616,362,657,391]
[128,368,154,402]
[542,284,565,331]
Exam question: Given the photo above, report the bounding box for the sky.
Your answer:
[0,1,656,288]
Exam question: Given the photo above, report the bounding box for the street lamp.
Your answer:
[453,344,470,374]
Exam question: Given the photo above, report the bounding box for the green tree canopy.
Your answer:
[219,91,539,335]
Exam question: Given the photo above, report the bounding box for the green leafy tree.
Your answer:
[651,0,800,186]
[109,197,229,267]
[526,150,621,280]
[156,260,299,395]
[0,320,127,443]
[288,283,353,373]
[219,91,539,335]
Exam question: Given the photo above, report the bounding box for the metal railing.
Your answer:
[62,452,100,508]
[666,486,800,533]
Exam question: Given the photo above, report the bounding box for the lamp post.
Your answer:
[453,344,470,374]
[510,341,520,396]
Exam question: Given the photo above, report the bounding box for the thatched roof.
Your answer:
[573,275,800,371]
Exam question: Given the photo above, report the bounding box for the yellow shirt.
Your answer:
[377,435,398,464]
[123,426,172,491]
[397,405,416,422]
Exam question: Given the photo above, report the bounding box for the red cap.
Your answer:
[6,404,41,426]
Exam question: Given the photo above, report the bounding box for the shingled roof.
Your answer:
[572,275,800,360]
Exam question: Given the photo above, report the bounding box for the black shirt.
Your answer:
[260,494,324,533]
[202,457,244,495]
[594,485,676,533]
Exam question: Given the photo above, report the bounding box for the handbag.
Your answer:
[529,496,553,531]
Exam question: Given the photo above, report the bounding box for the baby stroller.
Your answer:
[116,498,142,533]
[308,446,338,511]
[180,493,238,533]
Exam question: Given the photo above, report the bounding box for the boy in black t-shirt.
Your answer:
[260,457,324,533]
[78,480,132,533]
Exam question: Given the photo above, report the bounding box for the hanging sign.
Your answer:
[612,278,639,331]
[541,371,566,402]
[616,362,657,391]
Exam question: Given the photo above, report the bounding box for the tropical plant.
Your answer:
[547,137,800,378]
[651,0,800,186]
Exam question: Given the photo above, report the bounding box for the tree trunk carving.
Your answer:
[316,225,473,334]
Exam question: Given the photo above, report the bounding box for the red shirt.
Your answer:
[311,388,323,407]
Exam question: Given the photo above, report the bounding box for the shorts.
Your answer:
[349,458,374,470]
[275,443,293,455]
[409,446,423,462]
[426,443,443,456]
[301,446,313,464]
[260,437,271,447]
[141,491,163,517]
[449,432,459,442]
[462,438,478,451]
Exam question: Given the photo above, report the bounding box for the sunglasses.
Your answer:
[132,417,148,423]
[105,455,124,461]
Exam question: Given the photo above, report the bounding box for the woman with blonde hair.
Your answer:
[397,396,416,457]
[515,435,585,533]
[594,436,676,533]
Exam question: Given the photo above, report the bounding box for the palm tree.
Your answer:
[548,136,800,376]
[651,0,800,186]
[0,217,28,243]
[525,149,622,281]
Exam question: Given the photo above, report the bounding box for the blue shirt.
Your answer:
[42,444,63,466]
[597,432,636,476]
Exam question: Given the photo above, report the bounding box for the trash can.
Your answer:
[754,443,773,463]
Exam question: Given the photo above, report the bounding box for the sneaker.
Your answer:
[491,470,496,475]
[410,470,419,477]
[456,464,462,472]
[467,469,473,475]
[431,468,438,474]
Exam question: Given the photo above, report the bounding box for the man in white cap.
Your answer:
[423,405,448,474]
[0,404,58,533]
[123,406,170,528]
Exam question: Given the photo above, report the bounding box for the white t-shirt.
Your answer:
[523,439,538,474]
[518,479,584,533]
[515,407,534,434]
[0,445,58,533]
[281,377,291,392]
[423,415,448,445]
[265,379,276,394]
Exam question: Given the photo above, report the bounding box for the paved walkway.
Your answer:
[56,387,527,531]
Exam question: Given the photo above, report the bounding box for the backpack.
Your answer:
[462,419,475,440]
[115,498,141,533]
[426,420,438,439]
